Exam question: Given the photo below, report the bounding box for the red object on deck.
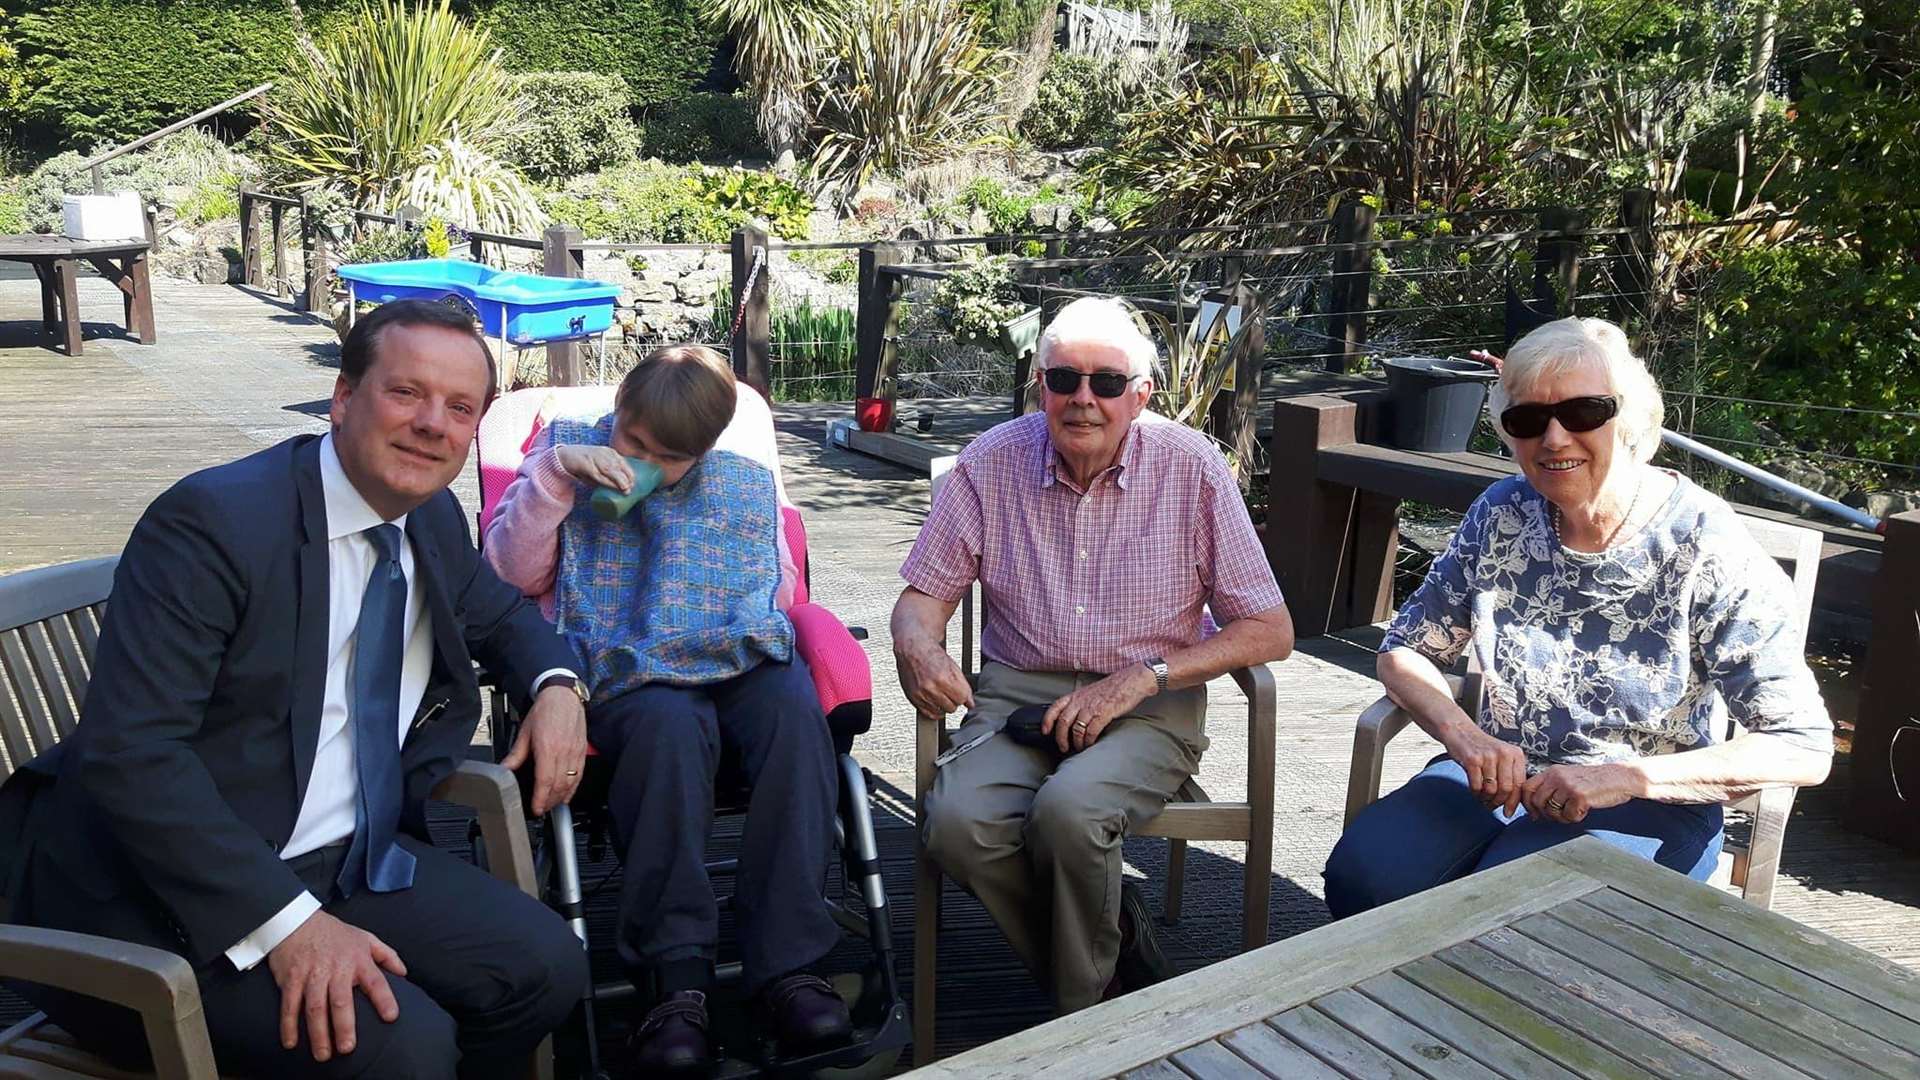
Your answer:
[856,396,894,433]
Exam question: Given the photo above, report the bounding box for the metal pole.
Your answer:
[1660,429,1883,533]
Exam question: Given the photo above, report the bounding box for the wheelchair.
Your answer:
[473,385,909,1079]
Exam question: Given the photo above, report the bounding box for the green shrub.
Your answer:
[642,93,764,164]
[688,166,812,239]
[499,72,642,181]
[1020,53,1126,150]
[6,0,354,150]
[541,160,748,243]
[954,177,1077,234]
[0,190,26,233]
[474,0,715,112]
[22,126,256,232]
[339,224,427,264]
[1695,245,1920,473]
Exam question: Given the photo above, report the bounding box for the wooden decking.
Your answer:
[2,276,1917,1072]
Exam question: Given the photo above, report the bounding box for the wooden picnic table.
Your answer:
[906,836,1920,1079]
[0,234,155,356]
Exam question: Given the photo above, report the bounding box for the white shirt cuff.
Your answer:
[226,892,322,972]
[531,668,578,698]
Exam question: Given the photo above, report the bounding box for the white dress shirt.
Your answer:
[226,434,434,970]
[225,436,576,971]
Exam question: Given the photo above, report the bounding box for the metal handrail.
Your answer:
[81,82,273,193]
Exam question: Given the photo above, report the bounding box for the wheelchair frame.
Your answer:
[483,688,910,1079]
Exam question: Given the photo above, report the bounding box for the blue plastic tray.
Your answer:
[337,258,620,346]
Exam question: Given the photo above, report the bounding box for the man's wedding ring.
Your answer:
[565,769,579,777]
[1545,797,1566,812]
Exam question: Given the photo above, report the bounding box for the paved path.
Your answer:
[3,277,1915,1063]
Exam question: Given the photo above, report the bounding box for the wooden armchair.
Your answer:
[910,473,1278,1065]
[1343,513,1824,912]
[0,557,545,1079]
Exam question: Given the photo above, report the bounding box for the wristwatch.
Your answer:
[538,674,589,705]
[1142,657,1169,695]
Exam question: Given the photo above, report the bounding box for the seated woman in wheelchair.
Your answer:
[1323,317,1834,918]
[484,344,850,1076]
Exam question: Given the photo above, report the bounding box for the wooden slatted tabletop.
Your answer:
[0,234,154,355]
[905,836,1920,1079]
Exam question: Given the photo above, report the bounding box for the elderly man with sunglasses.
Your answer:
[890,296,1293,1013]
[1323,317,1832,918]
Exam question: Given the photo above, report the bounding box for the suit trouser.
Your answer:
[587,656,841,997]
[920,662,1206,1012]
[17,834,587,1080]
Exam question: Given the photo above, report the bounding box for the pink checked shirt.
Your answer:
[901,412,1284,675]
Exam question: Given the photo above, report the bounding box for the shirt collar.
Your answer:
[319,432,408,541]
[1037,416,1145,493]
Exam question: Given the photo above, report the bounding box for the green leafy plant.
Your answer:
[811,0,1010,192]
[1133,289,1271,483]
[930,256,1028,344]
[498,71,642,181]
[398,130,546,236]
[542,160,748,243]
[687,166,813,238]
[265,0,527,216]
[338,224,425,264]
[709,285,860,401]
[0,189,26,234]
[420,216,452,258]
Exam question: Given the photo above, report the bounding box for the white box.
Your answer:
[62,191,146,241]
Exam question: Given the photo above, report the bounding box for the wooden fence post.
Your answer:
[854,242,905,425]
[540,224,585,386]
[469,229,487,265]
[1327,200,1377,373]
[1614,187,1657,323]
[270,201,289,298]
[299,195,331,316]
[1265,392,1398,638]
[239,186,261,289]
[1849,510,1920,852]
[729,226,772,397]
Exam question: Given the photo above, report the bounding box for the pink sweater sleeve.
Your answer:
[481,430,577,616]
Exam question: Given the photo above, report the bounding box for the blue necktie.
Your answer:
[338,524,417,897]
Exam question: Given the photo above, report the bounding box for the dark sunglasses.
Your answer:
[1042,367,1139,398]
[1499,395,1619,439]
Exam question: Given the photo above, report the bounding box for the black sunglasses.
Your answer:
[1042,367,1139,398]
[1499,395,1619,439]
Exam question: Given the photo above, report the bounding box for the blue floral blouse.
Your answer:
[1381,474,1832,769]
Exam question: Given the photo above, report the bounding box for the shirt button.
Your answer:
[1078,550,1089,560]
[1075,605,1086,615]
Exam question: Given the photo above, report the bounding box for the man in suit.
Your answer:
[9,300,591,1078]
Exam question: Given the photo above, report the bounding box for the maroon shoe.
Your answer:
[757,972,853,1052]
[630,989,712,1076]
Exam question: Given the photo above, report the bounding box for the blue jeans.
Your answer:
[1323,756,1724,919]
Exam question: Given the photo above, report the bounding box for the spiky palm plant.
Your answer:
[810,0,1010,193]
[265,0,526,214]
[704,0,848,163]
[400,129,546,237]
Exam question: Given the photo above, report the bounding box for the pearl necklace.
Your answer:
[1552,470,1647,551]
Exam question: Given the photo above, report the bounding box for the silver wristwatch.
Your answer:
[1143,656,1169,695]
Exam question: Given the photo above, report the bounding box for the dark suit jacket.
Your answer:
[15,435,573,967]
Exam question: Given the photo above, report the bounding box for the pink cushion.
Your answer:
[788,602,872,714]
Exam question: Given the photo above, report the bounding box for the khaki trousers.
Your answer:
[921,662,1206,1012]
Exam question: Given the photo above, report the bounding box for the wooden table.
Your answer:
[907,836,1920,1078]
[0,235,155,355]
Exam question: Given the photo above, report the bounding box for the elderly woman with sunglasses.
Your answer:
[1322,317,1832,917]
